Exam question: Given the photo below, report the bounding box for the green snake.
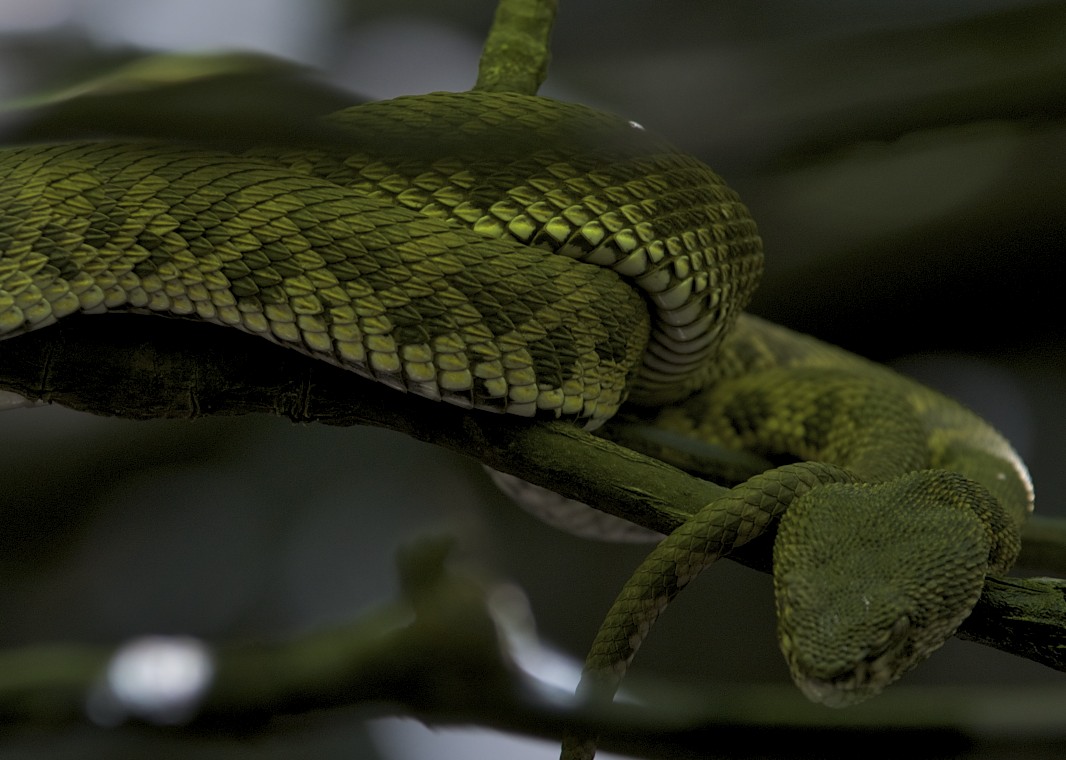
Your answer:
[0,11,1035,757]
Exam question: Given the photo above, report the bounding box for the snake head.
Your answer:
[772,472,1001,707]
[775,574,922,707]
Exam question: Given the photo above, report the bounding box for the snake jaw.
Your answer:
[788,615,913,708]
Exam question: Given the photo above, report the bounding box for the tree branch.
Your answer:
[474,0,557,94]
[2,315,1065,672]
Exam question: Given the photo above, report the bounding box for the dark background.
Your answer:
[1,1,1064,758]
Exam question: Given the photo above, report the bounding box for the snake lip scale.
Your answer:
[792,615,912,708]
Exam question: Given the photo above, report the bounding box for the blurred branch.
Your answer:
[2,536,1065,760]
[759,1,1066,167]
[0,50,358,150]
[607,1,1066,170]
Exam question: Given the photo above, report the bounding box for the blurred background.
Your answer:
[1,0,1064,758]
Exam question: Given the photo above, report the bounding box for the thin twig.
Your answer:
[474,0,558,94]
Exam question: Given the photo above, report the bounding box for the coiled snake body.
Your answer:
[0,88,1034,724]
[1,92,760,425]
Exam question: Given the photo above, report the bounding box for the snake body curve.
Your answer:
[0,88,1035,722]
[0,91,760,426]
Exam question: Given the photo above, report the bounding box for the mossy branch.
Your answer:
[2,316,1066,673]
[474,0,557,94]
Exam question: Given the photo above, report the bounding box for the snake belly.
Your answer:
[0,91,762,427]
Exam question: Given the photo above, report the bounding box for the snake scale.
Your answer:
[0,5,1036,757]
